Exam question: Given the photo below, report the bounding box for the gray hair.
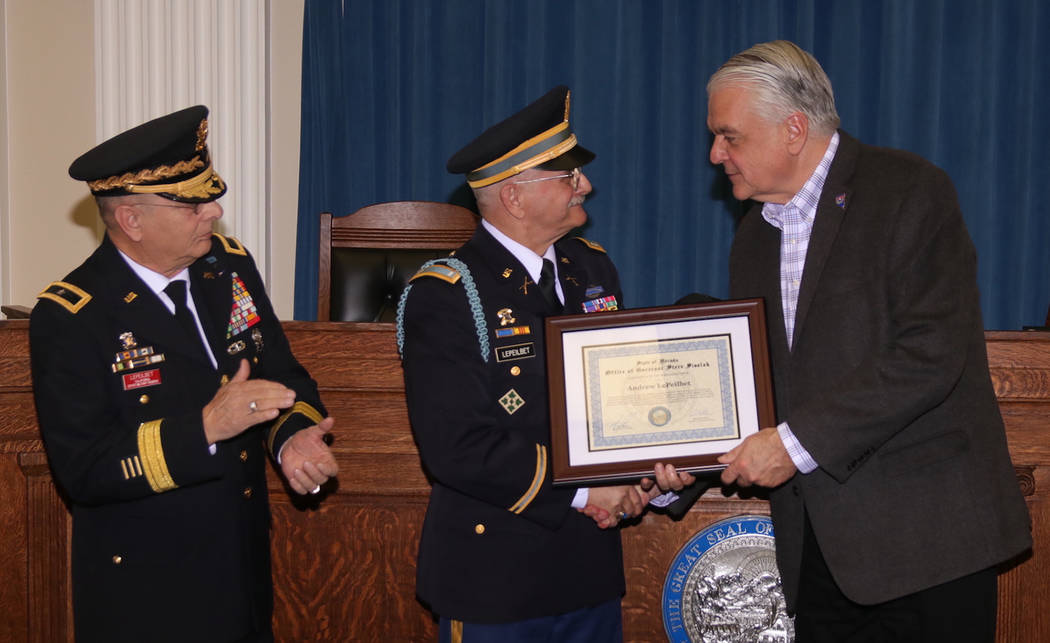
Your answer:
[708,40,840,136]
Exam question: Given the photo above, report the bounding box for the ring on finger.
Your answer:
[618,511,629,520]
[248,400,258,413]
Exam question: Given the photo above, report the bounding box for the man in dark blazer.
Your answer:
[397,86,663,642]
[706,41,1031,641]
[30,106,338,643]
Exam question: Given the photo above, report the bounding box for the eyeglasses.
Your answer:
[511,167,581,190]
[127,201,205,214]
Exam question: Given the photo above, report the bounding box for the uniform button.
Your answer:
[138,394,150,405]
[474,523,485,535]
[510,366,521,376]
[239,450,248,462]
[112,555,123,565]
[252,356,259,364]
[220,374,230,385]
[243,486,253,499]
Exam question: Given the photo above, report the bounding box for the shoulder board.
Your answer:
[409,264,461,285]
[37,280,92,314]
[573,237,606,253]
[213,233,247,256]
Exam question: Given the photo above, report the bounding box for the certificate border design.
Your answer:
[583,335,739,450]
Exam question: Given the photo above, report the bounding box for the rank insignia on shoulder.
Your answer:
[495,325,531,338]
[410,264,461,284]
[573,237,606,253]
[582,295,618,313]
[38,281,91,314]
[214,233,247,256]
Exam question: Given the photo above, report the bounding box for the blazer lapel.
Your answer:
[190,256,234,369]
[792,131,859,349]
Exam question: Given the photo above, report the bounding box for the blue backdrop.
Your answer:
[295,0,1049,330]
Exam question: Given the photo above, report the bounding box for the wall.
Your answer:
[0,0,304,318]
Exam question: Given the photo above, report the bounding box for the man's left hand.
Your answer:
[718,427,796,488]
[280,417,339,495]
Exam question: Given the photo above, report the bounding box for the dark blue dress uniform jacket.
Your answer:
[29,233,326,643]
[399,224,626,623]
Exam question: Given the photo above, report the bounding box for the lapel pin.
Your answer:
[502,268,513,279]
[124,292,138,303]
[835,193,847,209]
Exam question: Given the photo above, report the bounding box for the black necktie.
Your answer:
[164,280,206,355]
[539,259,563,314]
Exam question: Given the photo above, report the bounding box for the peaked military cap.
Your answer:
[447,85,594,188]
[69,105,226,203]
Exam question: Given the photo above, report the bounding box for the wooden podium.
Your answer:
[0,320,1046,641]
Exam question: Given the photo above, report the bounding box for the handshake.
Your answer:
[578,462,697,529]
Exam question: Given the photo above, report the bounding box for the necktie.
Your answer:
[538,259,563,314]
[163,280,206,355]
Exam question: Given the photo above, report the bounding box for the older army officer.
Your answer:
[397,86,672,642]
[30,106,337,643]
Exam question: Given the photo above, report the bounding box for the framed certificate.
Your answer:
[545,298,775,486]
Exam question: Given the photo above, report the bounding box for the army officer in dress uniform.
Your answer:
[397,86,674,643]
[29,105,337,643]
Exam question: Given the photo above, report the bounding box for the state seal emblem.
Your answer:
[663,515,794,642]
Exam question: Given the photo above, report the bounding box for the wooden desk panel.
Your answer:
[1,321,1047,642]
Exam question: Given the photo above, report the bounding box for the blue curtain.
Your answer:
[296,0,1049,330]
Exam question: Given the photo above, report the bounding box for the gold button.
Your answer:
[138,394,150,405]
[510,366,522,376]
[243,486,253,499]
[239,450,248,462]
[252,356,259,364]
[474,523,485,535]
[220,374,230,385]
[112,555,123,565]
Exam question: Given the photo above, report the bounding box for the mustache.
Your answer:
[569,195,587,207]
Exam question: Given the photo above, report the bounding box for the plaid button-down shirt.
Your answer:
[760,132,839,474]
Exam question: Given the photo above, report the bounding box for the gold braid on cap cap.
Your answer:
[125,163,225,200]
[88,155,206,193]
[467,90,579,188]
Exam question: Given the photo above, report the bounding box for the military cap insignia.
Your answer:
[409,263,461,284]
[37,281,91,314]
[573,237,606,253]
[226,273,260,338]
[498,389,525,415]
[214,233,247,256]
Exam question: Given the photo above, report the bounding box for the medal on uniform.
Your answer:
[226,272,261,338]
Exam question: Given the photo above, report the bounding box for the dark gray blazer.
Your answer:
[729,131,1031,608]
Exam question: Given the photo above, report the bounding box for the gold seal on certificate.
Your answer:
[546,299,775,486]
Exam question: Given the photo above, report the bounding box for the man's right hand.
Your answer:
[581,485,649,529]
[202,359,296,444]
